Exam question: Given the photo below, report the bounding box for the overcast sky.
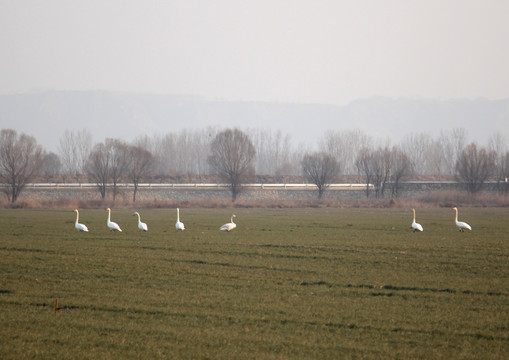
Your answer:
[1,0,508,105]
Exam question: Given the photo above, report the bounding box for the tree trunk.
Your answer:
[133,183,138,203]
[11,182,17,203]
[318,186,324,199]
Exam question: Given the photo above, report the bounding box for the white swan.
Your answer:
[220,214,236,231]
[133,211,148,232]
[175,208,185,231]
[411,208,423,232]
[452,207,471,232]
[106,208,122,232]
[73,209,89,232]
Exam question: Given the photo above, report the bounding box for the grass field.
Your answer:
[0,207,508,359]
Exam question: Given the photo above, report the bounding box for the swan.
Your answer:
[175,208,185,231]
[105,208,122,232]
[220,214,236,231]
[133,211,148,232]
[73,209,89,232]
[452,207,471,232]
[411,208,423,232]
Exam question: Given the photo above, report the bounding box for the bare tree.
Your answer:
[105,139,131,201]
[41,152,61,177]
[128,145,154,202]
[372,147,392,198]
[428,138,446,179]
[488,131,506,158]
[250,129,293,175]
[497,151,509,194]
[400,133,433,175]
[194,127,217,175]
[356,146,392,198]
[58,129,92,180]
[388,146,411,198]
[285,140,311,176]
[208,128,256,201]
[0,129,44,203]
[135,128,216,177]
[301,152,341,199]
[451,128,468,155]
[175,130,192,174]
[488,131,507,192]
[85,142,110,200]
[132,134,154,156]
[177,128,215,176]
[153,132,178,176]
[356,147,375,198]
[320,129,371,175]
[455,142,496,194]
[439,128,468,176]
[398,129,469,178]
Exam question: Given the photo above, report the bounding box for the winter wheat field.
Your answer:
[0,207,508,359]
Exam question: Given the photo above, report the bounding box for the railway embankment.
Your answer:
[13,181,502,204]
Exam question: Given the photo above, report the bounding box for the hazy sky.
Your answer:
[1,0,508,105]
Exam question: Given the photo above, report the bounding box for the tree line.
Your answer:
[1,127,508,204]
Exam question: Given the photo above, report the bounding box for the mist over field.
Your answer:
[2,1,508,153]
[1,91,508,153]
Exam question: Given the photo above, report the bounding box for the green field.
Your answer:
[1,207,508,359]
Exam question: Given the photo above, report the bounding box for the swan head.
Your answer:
[133,212,139,216]
[106,208,111,211]
[232,214,236,218]
[74,209,78,213]
[452,207,458,211]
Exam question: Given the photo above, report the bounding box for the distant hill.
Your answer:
[0,91,507,152]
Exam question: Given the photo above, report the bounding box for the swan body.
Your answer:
[175,208,185,231]
[452,207,471,232]
[73,209,89,232]
[133,211,148,231]
[106,208,122,232]
[411,208,423,232]
[220,214,236,231]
